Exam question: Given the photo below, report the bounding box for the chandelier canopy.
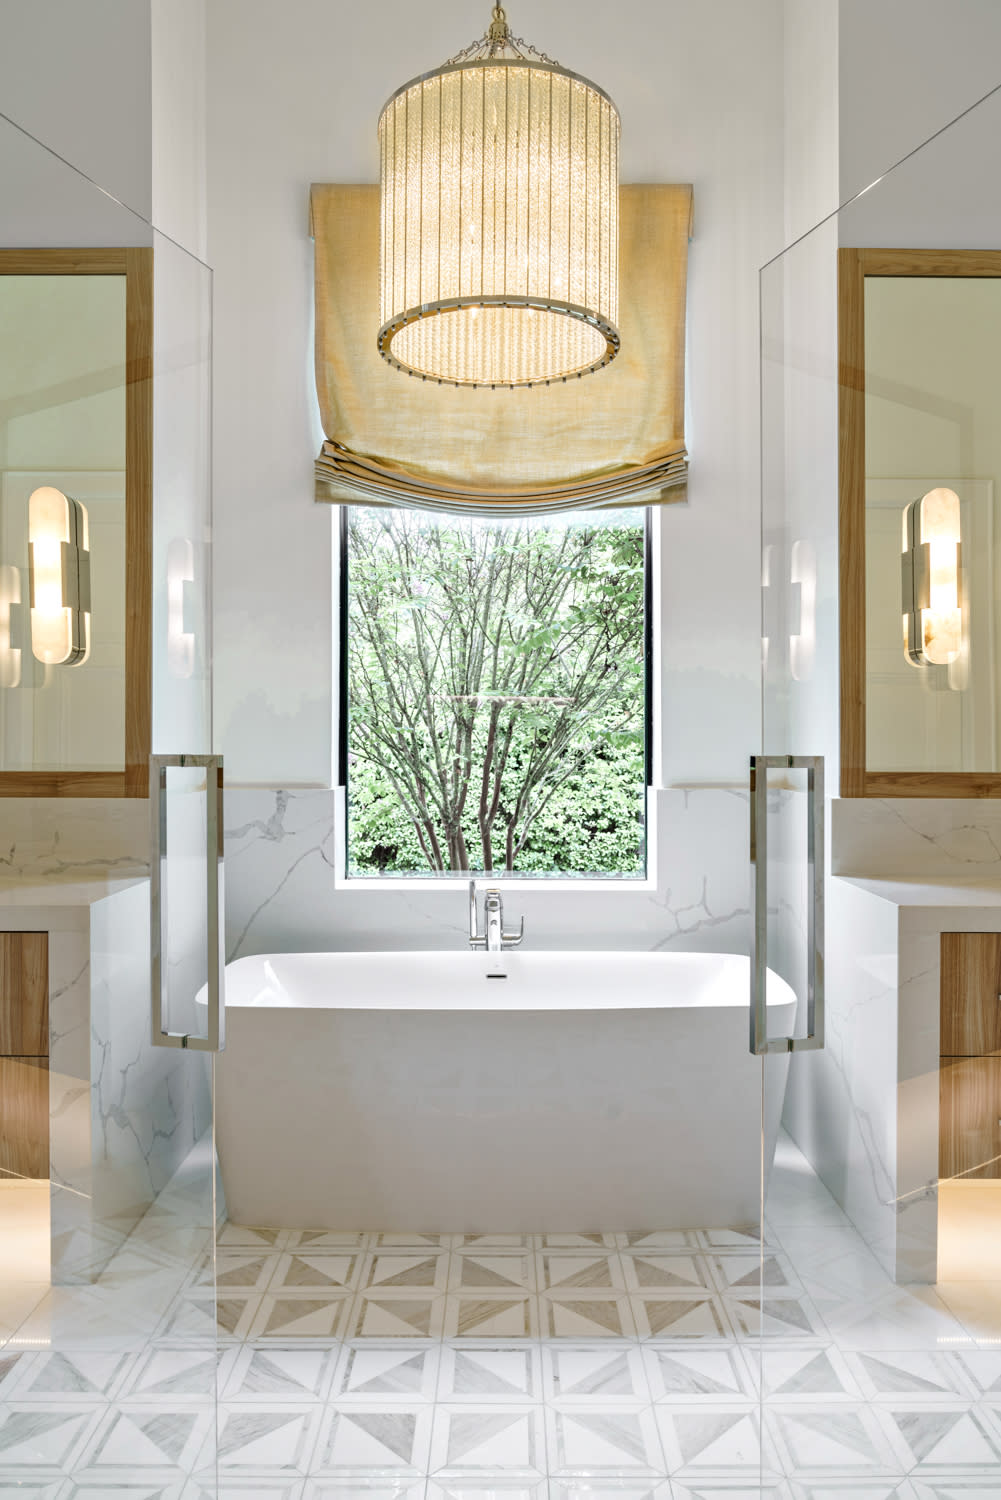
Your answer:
[377,4,620,389]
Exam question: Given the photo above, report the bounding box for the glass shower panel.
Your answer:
[0,110,219,1492]
[759,84,1001,1490]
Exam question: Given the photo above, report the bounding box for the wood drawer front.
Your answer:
[0,932,48,1057]
[940,1055,1001,1180]
[941,933,1001,1056]
[0,1055,48,1178]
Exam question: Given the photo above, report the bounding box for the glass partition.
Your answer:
[0,109,219,1494]
[760,82,1001,1490]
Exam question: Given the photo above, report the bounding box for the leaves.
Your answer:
[345,507,647,876]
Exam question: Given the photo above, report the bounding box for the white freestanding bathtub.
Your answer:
[214,950,796,1231]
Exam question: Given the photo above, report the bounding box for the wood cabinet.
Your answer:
[0,932,49,1179]
[940,932,1001,1179]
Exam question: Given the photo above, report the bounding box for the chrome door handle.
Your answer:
[749,753,824,1057]
[150,753,225,1051]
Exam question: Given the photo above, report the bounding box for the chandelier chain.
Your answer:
[442,10,564,70]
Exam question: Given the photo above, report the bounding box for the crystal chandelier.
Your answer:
[378,3,620,388]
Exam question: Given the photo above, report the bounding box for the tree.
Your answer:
[346,507,646,876]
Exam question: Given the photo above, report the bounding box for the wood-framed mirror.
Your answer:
[839,246,1001,797]
[0,247,151,796]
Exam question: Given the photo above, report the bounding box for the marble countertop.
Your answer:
[0,876,148,907]
[838,874,1001,907]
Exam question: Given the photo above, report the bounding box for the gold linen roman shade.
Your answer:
[311,182,693,516]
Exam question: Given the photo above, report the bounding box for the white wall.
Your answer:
[152,0,207,259]
[0,0,153,222]
[206,0,786,790]
[838,0,1001,205]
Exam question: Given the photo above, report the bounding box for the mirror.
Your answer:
[0,250,151,794]
[840,249,1001,795]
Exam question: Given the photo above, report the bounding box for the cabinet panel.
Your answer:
[940,1055,1001,1180]
[0,1056,48,1178]
[0,932,48,1056]
[941,933,1001,1056]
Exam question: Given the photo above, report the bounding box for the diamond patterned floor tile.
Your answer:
[546,1403,667,1477]
[311,1402,433,1475]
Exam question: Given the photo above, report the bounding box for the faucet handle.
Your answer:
[502,916,525,949]
[468,878,486,949]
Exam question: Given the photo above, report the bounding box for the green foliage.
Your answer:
[346,507,647,876]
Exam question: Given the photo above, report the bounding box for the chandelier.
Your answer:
[377,4,620,389]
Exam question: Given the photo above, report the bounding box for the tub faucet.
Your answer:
[468,879,524,952]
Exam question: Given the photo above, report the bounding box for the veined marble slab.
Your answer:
[833,796,1001,877]
[222,785,755,960]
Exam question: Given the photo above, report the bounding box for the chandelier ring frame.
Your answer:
[378,294,621,388]
[378,56,621,125]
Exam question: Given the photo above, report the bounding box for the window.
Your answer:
[341,506,650,879]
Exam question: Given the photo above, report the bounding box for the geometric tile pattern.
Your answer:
[7,1133,1001,1494]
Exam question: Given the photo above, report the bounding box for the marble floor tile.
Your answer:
[221,1345,339,1402]
[455,1234,536,1252]
[642,1345,755,1402]
[217,1226,294,1252]
[709,1254,802,1296]
[654,1401,762,1475]
[333,1342,441,1402]
[269,1255,361,1295]
[159,1290,264,1344]
[545,1403,666,1478]
[438,1344,540,1402]
[631,1293,731,1341]
[539,1236,619,1251]
[211,1480,308,1499]
[548,1482,674,1500]
[310,1401,433,1476]
[114,1346,221,1401]
[542,1344,650,1403]
[352,1293,447,1341]
[429,1403,546,1478]
[619,1255,715,1295]
[698,1228,776,1253]
[908,1478,1001,1498]
[539,1255,626,1294]
[444,1295,540,1341]
[619,1231,701,1251]
[304,1481,423,1500]
[0,1481,75,1500]
[425,1480,546,1499]
[541,1295,635,1341]
[197,1251,280,1293]
[766,1403,906,1475]
[212,1402,322,1475]
[362,1254,451,1294]
[248,1293,353,1342]
[785,1482,916,1499]
[953,1350,1001,1395]
[450,1254,537,1294]
[1,1348,136,1402]
[288,1231,370,1251]
[847,1352,976,1402]
[816,1288,970,1352]
[0,1404,103,1470]
[873,1403,1001,1471]
[372,1234,450,1250]
[76,1402,215,1471]
[723,1292,826,1342]
[749,1345,863,1401]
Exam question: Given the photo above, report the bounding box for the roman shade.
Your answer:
[311,182,693,516]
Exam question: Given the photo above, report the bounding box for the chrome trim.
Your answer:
[749,754,825,1057]
[378,57,621,123]
[150,753,225,1053]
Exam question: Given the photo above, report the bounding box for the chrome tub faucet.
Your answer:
[468,879,524,952]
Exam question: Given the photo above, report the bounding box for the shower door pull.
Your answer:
[748,753,824,1057]
[150,753,225,1052]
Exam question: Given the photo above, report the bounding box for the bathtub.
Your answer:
[214,950,796,1231]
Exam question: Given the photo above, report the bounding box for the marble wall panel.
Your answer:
[222,786,755,960]
[833,797,1001,877]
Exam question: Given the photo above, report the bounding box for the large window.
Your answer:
[342,506,650,878]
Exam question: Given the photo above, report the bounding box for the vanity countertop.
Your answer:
[838,874,1001,907]
[0,876,148,907]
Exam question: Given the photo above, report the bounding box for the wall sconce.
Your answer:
[166,536,196,680]
[0,564,23,689]
[902,486,962,669]
[28,486,91,667]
